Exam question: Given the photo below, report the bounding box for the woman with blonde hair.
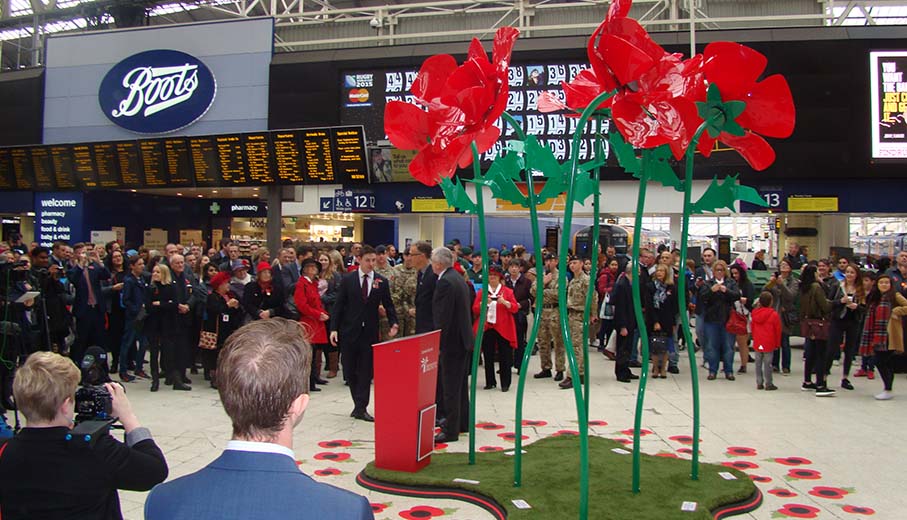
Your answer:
[148,263,188,392]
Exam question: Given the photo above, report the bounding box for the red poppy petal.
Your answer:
[737,74,795,138]
[467,37,488,65]
[606,18,666,63]
[408,147,455,186]
[703,41,767,100]
[600,33,658,86]
[453,85,495,127]
[467,126,502,160]
[491,27,520,74]
[412,54,458,103]
[562,71,611,112]
[608,0,632,19]
[613,96,671,149]
[721,131,776,171]
[587,22,617,93]
[385,102,435,150]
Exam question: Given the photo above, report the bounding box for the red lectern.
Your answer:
[373,330,440,472]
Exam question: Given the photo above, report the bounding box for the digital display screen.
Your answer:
[871,51,907,159]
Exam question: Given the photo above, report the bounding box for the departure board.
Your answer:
[0,126,370,191]
[301,128,336,183]
[243,133,276,184]
[30,147,56,190]
[162,138,193,187]
[10,148,35,190]
[116,142,144,188]
[332,127,368,183]
[189,137,221,187]
[272,131,305,184]
[49,146,78,190]
[92,143,121,188]
[138,140,169,188]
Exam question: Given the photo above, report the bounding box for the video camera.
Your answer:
[74,347,114,423]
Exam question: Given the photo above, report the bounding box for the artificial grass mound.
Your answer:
[362,435,758,519]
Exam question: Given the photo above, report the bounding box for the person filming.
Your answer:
[0,352,168,519]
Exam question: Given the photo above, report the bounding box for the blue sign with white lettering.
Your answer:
[98,49,217,134]
[35,192,85,247]
[319,197,335,212]
[334,189,375,212]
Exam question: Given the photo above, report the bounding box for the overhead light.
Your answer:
[197,195,204,198]
[26,211,35,217]
[130,189,137,193]
[252,187,259,191]
[177,193,183,196]
[212,190,218,194]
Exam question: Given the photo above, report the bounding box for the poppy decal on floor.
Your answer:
[726,446,757,457]
[655,451,680,458]
[434,442,448,450]
[317,439,353,449]
[371,503,391,513]
[841,505,875,515]
[476,422,505,430]
[809,486,853,500]
[479,446,505,452]
[786,468,822,480]
[612,438,632,445]
[295,460,304,466]
[619,428,652,436]
[398,505,448,519]
[669,435,694,444]
[774,504,821,518]
[497,432,529,441]
[722,460,760,471]
[521,420,547,427]
[313,452,351,462]
[768,488,798,498]
[551,430,580,437]
[773,456,812,466]
[588,420,608,426]
[677,447,701,455]
[314,468,342,477]
[750,475,773,483]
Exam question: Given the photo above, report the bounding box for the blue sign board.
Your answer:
[98,49,217,134]
[319,197,335,212]
[334,189,375,212]
[35,192,84,247]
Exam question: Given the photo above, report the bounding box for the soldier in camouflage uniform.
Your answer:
[532,253,565,381]
[392,249,418,338]
[560,255,598,389]
[374,245,397,341]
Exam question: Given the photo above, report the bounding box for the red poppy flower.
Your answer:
[655,452,680,458]
[498,432,529,442]
[768,488,799,498]
[588,420,608,426]
[669,435,694,444]
[722,460,760,471]
[479,446,504,452]
[775,456,812,466]
[521,420,547,427]
[750,475,773,483]
[809,486,850,500]
[314,468,342,477]
[612,438,632,445]
[620,428,652,436]
[371,503,390,513]
[399,505,446,519]
[317,440,352,449]
[384,27,519,186]
[313,452,350,462]
[726,446,757,457]
[551,429,580,437]
[787,469,822,480]
[677,447,700,455]
[295,459,303,466]
[434,442,448,450]
[476,422,505,430]
[842,505,875,515]
[776,504,821,518]
[696,41,795,171]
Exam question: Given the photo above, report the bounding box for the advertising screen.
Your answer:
[870,51,907,160]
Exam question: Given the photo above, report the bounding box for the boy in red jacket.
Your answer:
[752,292,782,391]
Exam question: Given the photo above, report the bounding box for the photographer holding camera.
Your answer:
[0,352,168,519]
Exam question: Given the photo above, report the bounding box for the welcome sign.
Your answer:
[99,49,217,134]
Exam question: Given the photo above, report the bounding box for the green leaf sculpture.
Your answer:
[691,174,769,214]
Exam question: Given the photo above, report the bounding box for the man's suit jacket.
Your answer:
[414,266,438,334]
[144,450,373,520]
[273,262,299,294]
[67,262,111,317]
[432,268,474,354]
[331,270,397,348]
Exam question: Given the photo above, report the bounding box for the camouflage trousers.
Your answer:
[537,308,565,372]
[568,312,586,376]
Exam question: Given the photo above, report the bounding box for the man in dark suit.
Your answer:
[506,258,532,373]
[431,247,474,443]
[612,265,639,383]
[272,247,300,294]
[68,245,111,365]
[410,241,437,334]
[145,319,373,520]
[330,245,398,422]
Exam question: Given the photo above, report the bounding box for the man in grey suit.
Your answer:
[430,247,474,444]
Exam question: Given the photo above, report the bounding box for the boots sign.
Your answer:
[98,49,217,134]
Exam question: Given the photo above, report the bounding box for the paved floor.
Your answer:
[116,340,901,520]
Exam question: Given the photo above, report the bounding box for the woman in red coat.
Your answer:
[473,265,519,391]
[294,257,330,392]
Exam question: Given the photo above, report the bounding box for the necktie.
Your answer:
[361,273,369,301]
[84,266,97,306]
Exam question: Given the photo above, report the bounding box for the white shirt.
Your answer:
[358,269,373,298]
[225,440,295,460]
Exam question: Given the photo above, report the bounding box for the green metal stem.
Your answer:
[630,157,651,494]
[677,121,711,481]
[468,143,490,465]
[582,116,606,418]
[501,112,542,488]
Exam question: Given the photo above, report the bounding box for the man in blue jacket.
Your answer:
[145,318,373,520]
[118,256,148,382]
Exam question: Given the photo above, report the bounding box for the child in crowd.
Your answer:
[751,292,782,391]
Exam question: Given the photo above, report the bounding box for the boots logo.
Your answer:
[99,50,216,134]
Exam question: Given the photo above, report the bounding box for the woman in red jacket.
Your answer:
[473,265,519,391]
[294,257,330,392]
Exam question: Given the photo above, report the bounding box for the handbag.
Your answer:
[800,319,830,341]
[726,310,748,336]
[198,321,220,350]
[649,335,669,355]
[599,292,615,320]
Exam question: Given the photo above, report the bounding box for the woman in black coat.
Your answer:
[102,250,128,371]
[202,271,243,388]
[645,264,678,378]
[242,262,285,320]
[147,264,188,392]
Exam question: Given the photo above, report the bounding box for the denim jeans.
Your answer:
[772,333,791,371]
[668,336,679,369]
[701,321,734,375]
[119,320,147,374]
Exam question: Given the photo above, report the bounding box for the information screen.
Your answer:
[92,143,122,188]
[189,136,221,187]
[0,149,15,190]
[162,138,194,187]
[49,146,78,190]
[10,148,35,190]
[30,147,56,190]
[116,141,144,188]
[332,127,369,183]
[301,128,337,183]
[272,131,305,184]
[243,133,276,184]
[138,140,169,188]
[870,50,907,160]
[71,144,98,189]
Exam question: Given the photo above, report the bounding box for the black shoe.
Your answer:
[801,381,817,391]
[164,377,173,386]
[737,366,747,374]
[315,376,329,385]
[554,371,564,381]
[617,377,632,383]
[629,360,642,368]
[501,386,510,392]
[559,377,573,389]
[181,374,192,385]
[726,373,736,381]
[748,355,755,362]
[309,384,322,392]
[150,380,159,392]
[119,372,135,383]
[707,373,717,381]
[668,366,680,374]
[351,410,375,422]
[841,379,854,390]
[628,373,639,380]
[815,386,836,397]
[534,369,552,379]
[172,381,191,391]
[484,383,497,390]
[434,432,458,443]
[203,369,211,381]
[435,418,447,429]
